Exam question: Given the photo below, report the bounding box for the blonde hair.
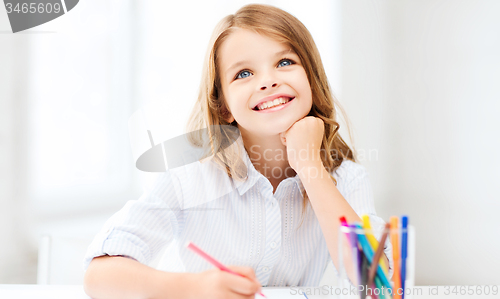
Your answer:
[188,4,356,204]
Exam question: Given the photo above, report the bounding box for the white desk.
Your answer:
[0,285,89,299]
[0,285,498,299]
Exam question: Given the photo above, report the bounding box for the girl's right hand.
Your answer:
[186,266,262,299]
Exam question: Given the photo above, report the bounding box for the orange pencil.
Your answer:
[390,217,402,299]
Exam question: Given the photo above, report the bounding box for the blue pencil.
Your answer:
[348,224,362,287]
[401,216,409,299]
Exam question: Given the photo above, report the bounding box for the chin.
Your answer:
[264,118,300,135]
[239,114,307,137]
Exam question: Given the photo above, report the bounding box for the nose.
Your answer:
[260,82,278,90]
[260,72,279,90]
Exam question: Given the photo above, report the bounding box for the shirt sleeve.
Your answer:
[334,160,394,279]
[82,171,183,271]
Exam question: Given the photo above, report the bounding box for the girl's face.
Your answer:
[218,28,313,138]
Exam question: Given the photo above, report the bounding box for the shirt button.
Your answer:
[262,266,269,272]
[270,242,277,249]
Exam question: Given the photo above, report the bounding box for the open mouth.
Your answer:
[253,97,295,111]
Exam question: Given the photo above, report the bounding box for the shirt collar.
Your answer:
[232,139,261,196]
[292,174,305,196]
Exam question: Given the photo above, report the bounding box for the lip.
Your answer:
[255,98,294,113]
[251,93,295,111]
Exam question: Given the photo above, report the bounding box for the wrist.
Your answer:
[296,160,326,181]
[290,148,322,171]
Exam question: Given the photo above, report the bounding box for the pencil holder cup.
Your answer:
[337,224,415,299]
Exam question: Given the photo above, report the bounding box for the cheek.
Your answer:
[224,93,239,114]
[226,86,251,111]
[222,85,238,111]
[292,71,312,98]
[299,79,313,105]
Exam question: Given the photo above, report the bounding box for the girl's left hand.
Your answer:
[280,116,324,173]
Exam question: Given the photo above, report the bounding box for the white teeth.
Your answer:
[257,97,291,111]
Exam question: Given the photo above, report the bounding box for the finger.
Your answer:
[222,271,261,296]
[226,265,257,281]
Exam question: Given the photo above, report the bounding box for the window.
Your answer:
[28,0,140,215]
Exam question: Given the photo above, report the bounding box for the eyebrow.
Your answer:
[225,49,294,75]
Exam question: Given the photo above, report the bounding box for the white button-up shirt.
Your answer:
[84,147,390,287]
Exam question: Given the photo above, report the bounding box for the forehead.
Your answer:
[218,28,293,69]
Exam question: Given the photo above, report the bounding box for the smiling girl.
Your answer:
[83,4,391,299]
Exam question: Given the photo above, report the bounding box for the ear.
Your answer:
[221,104,235,123]
[219,94,235,123]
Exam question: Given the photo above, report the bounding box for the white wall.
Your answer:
[342,0,500,285]
[0,14,35,282]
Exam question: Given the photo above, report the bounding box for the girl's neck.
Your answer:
[240,128,296,191]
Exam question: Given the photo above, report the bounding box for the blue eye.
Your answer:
[236,70,252,79]
[278,59,294,67]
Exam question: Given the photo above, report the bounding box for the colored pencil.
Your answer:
[401,216,409,299]
[390,217,402,299]
[362,215,389,274]
[361,254,368,299]
[368,223,390,287]
[354,224,392,290]
[349,224,363,287]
